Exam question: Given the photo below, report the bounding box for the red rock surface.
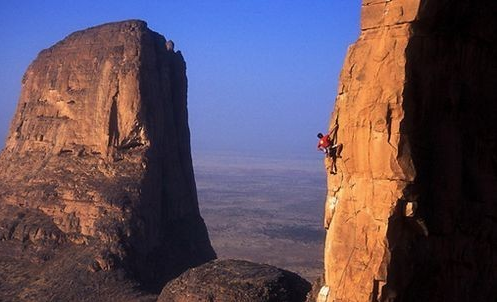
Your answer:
[320,1,497,301]
[0,20,215,300]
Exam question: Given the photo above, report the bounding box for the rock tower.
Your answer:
[0,20,215,300]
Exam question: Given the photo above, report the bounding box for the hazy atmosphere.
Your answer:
[1,1,493,301]
[0,0,360,156]
[0,0,363,289]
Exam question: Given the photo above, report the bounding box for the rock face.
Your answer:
[158,259,311,302]
[321,1,497,302]
[0,20,215,300]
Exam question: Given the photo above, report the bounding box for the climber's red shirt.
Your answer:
[317,135,331,149]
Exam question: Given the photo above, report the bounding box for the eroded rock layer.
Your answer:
[322,1,497,301]
[0,20,215,300]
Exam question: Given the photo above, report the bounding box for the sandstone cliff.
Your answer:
[321,1,497,301]
[0,20,215,301]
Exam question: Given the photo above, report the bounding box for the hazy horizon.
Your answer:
[0,0,361,158]
[193,152,327,280]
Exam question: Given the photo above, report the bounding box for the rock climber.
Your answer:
[317,132,332,156]
[317,125,343,174]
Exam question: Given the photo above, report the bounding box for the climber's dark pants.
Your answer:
[328,144,343,174]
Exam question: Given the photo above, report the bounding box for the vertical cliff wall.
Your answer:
[0,20,215,300]
[322,1,497,301]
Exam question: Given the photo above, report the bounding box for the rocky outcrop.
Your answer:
[158,259,311,302]
[321,1,497,302]
[0,20,215,300]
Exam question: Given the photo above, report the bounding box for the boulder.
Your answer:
[158,259,311,302]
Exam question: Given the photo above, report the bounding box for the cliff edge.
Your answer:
[321,1,497,301]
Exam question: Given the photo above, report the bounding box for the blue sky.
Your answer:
[0,0,361,158]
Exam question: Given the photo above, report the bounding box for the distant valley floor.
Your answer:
[194,152,326,281]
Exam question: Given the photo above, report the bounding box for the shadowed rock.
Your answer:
[0,20,215,301]
[158,259,311,302]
